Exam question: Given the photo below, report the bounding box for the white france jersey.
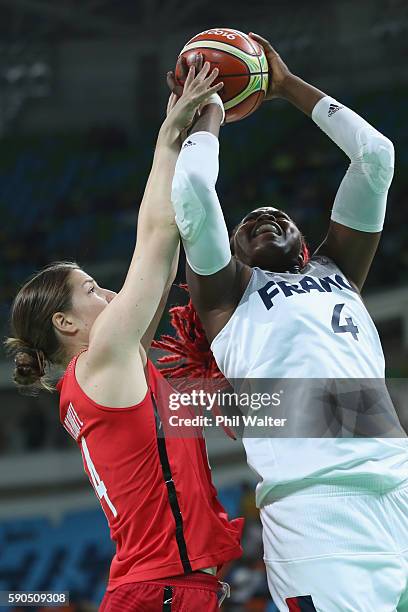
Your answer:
[211,256,408,506]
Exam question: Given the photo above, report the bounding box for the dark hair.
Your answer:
[4,261,80,392]
[153,285,225,379]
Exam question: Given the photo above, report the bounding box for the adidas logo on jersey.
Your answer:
[182,139,196,149]
[328,104,343,117]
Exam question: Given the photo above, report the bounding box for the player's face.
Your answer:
[232,207,303,272]
[68,269,117,337]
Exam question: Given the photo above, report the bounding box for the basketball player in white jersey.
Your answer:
[169,35,408,611]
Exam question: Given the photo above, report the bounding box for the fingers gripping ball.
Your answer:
[175,28,269,123]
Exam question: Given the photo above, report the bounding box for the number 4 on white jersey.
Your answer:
[331,303,359,341]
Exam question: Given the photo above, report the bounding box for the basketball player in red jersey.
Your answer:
[5,63,243,611]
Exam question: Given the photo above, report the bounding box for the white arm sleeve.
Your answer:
[312,96,395,232]
[171,131,231,275]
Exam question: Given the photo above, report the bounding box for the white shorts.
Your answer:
[260,481,408,611]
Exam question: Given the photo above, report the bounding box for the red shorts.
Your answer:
[99,572,223,612]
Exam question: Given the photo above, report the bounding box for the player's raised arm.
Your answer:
[250,32,395,291]
[171,79,251,341]
[88,64,223,361]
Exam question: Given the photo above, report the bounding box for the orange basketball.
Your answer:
[175,28,269,123]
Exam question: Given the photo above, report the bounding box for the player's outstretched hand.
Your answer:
[166,54,202,141]
[166,52,205,108]
[248,32,293,101]
[166,55,191,107]
[163,61,223,142]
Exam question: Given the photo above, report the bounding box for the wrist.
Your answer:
[200,104,224,125]
[275,72,299,100]
[200,93,225,124]
[276,74,326,116]
[158,122,179,147]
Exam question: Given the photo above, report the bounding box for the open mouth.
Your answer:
[253,221,282,238]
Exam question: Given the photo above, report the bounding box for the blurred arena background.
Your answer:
[0,1,407,610]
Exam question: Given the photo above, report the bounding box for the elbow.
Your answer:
[369,132,394,165]
[375,135,394,168]
[360,132,395,193]
[382,136,394,157]
[376,136,395,192]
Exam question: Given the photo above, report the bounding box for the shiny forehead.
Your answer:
[241,206,286,224]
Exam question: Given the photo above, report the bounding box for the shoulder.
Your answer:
[305,254,334,270]
[236,258,253,292]
[76,343,147,379]
[74,345,148,408]
[307,255,360,293]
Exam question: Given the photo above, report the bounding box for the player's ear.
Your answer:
[52,311,77,335]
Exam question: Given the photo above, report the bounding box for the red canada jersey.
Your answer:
[57,352,243,591]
